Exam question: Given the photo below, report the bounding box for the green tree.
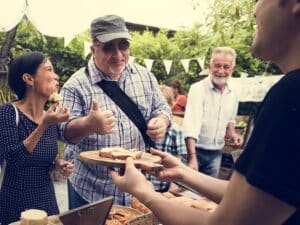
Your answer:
[130,30,176,82]
[130,28,203,92]
[200,0,281,76]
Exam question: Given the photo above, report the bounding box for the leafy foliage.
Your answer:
[0,85,15,104]
[130,28,204,92]
[200,0,281,76]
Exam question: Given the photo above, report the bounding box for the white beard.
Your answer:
[107,64,126,79]
[211,75,228,87]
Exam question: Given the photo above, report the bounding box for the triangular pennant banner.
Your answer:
[181,59,190,73]
[163,60,173,75]
[63,34,75,48]
[129,56,135,64]
[84,41,91,57]
[197,57,205,70]
[144,59,154,71]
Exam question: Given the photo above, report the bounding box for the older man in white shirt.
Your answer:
[183,46,243,177]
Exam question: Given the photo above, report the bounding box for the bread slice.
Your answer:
[99,147,142,160]
[131,197,151,213]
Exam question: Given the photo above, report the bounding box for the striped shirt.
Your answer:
[59,58,171,205]
[149,123,187,192]
[183,77,238,150]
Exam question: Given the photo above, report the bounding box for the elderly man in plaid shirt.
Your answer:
[59,15,171,208]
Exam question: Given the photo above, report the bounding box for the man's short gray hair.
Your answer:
[210,46,237,67]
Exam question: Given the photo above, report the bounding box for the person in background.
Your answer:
[168,80,187,117]
[183,46,243,177]
[148,85,187,192]
[60,14,171,208]
[0,52,74,225]
[110,0,300,224]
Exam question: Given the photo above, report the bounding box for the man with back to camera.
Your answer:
[59,14,171,208]
[110,0,300,224]
[183,46,243,177]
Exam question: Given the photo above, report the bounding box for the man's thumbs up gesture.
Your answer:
[64,100,115,144]
[87,100,115,135]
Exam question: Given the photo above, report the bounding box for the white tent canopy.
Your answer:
[0,0,211,41]
[229,75,283,102]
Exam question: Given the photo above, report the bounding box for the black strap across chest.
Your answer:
[85,67,156,149]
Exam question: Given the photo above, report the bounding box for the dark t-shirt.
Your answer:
[235,69,300,225]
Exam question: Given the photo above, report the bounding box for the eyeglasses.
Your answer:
[97,39,130,53]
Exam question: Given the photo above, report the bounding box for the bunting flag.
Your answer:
[197,57,205,70]
[62,38,209,72]
[84,41,91,57]
[163,60,173,75]
[181,59,191,73]
[129,56,136,64]
[144,59,154,71]
[64,34,75,47]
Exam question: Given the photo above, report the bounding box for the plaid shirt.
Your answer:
[149,123,187,192]
[59,58,171,205]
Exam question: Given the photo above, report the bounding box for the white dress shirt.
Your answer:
[183,77,238,150]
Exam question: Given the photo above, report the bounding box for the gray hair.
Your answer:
[210,46,237,67]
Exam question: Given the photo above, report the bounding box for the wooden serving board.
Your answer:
[79,150,163,172]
